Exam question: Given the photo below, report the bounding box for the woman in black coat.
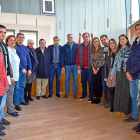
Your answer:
[104,38,117,112]
[24,39,38,103]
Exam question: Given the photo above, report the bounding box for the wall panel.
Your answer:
[56,0,127,45]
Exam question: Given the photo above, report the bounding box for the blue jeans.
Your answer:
[14,81,20,106]
[81,68,93,99]
[0,93,7,122]
[14,71,26,106]
[102,67,109,100]
[49,64,61,94]
[65,65,78,94]
[130,79,139,119]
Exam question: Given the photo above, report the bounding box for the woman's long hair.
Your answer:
[117,34,131,52]
[108,38,118,56]
[5,35,16,49]
[91,37,103,54]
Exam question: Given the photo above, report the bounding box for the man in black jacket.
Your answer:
[35,39,51,100]
[48,36,62,98]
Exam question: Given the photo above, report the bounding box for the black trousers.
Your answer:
[24,83,32,101]
[93,67,102,98]
[109,87,115,110]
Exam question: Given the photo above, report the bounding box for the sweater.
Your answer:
[16,44,32,71]
[61,42,78,67]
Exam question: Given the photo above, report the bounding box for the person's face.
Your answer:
[93,38,99,48]
[7,37,16,48]
[53,38,59,46]
[100,36,108,46]
[0,28,6,42]
[67,35,74,43]
[119,36,127,46]
[16,35,25,44]
[135,25,140,38]
[39,40,46,48]
[83,33,90,43]
[109,40,115,51]
[28,41,34,48]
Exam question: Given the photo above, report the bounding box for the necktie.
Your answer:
[55,46,57,61]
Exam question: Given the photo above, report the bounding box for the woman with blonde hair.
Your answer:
[5,35,20,117]
[90,37,104,104]
[104,38,117,112]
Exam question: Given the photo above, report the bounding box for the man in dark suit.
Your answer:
[35,39,51,100]
[48,36,62,98]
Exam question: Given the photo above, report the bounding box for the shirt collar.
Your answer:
[83,41,90,47]
[54,45,59,47]
[67,42,74,46]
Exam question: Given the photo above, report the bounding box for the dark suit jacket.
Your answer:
[48,44,62,67]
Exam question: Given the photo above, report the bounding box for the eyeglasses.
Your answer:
[93,41,99,43]
[18,37,24,39]
[109,43,115,45]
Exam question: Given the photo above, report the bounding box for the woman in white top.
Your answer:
[5,35,20,117]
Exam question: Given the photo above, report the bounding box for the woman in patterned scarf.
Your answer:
[111,34,131,118]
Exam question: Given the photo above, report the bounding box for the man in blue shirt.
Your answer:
[61,34,79,99]
[48,36,62,98]
[14,33,32,111]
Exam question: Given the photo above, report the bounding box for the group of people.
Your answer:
[0,22,140,138]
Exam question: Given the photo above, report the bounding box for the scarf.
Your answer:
[117,46,131,71]
[27,46,38,66]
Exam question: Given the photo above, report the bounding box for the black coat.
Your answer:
[35,47,51,79]
[104,52,116,79]
[48,44,62,67]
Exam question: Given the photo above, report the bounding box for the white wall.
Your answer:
[0,13,56,47]
[56,0,127,45]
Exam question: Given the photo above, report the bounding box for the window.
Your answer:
[131,0,139,23]
[20,31,38,48]
[4,29,15,43]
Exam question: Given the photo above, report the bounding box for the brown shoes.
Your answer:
[73,94,77,99]
[63,93,69,98]
[63,94,77,99]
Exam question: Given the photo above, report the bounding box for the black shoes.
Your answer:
[0,130,5,137]
[56,93,61,98]
[36,96,40,100]
[91,98,100,104]
[0,124,5,130]
[15,105,22,111]
[48,94,52,98]
[91,98,96,104]
[96,98,100,104]
[132,123,140,130]
[41,95,48,99]
[123,116,138,122]
[110,108,114,112]
[20,102,29,105]
[29,97,34,102]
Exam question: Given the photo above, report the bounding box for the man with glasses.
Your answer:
[61,34,78,99]
[14,33,32,111]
